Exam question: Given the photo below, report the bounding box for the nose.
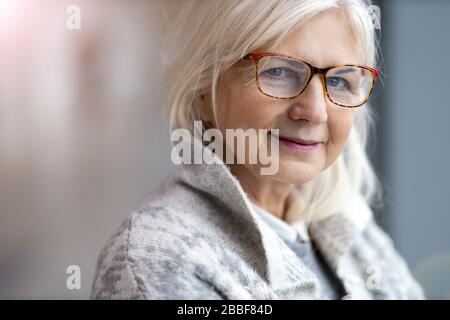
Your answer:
[287,74,328,124]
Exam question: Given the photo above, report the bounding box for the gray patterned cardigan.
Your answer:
[91,139,425,300]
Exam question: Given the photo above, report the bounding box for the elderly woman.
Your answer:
[92,0,424,299]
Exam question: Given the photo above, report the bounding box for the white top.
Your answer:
[250,201,310,243]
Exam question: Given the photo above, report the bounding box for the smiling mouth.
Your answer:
[268,131,321,146]
[279,136,320,146]
[267,131,321,156]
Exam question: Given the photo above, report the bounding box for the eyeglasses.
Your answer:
[244,51,379,108]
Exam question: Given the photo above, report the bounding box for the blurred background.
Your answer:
[0,0,449,299]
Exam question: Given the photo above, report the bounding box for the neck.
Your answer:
[228,164,294,220]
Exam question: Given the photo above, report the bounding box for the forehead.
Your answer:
[274,9,361,67]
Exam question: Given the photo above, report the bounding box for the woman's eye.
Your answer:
[262,67,290,77]
[326,77,350,89]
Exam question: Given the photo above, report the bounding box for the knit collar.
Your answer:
[250,200,309,243]
[175,135,372,298]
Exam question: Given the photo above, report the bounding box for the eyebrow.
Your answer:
[270,55,360,74]
[278,58,307,69]
[287,60,307,69]
[332,67,357,75]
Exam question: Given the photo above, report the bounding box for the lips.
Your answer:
[279,136,320,145]
[269,131,321,145]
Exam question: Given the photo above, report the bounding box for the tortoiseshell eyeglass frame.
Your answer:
[243,51,380,108]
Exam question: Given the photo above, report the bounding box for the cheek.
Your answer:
[324,109,357,166]
[218,80,278,131]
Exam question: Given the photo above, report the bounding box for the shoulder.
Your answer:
[91,204,226,299]
[349,218,426,299]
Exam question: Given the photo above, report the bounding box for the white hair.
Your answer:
[163,0,383,224]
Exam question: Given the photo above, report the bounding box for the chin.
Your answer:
[272,159,320,185]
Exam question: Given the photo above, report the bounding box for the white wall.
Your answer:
[0,0,177,298]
